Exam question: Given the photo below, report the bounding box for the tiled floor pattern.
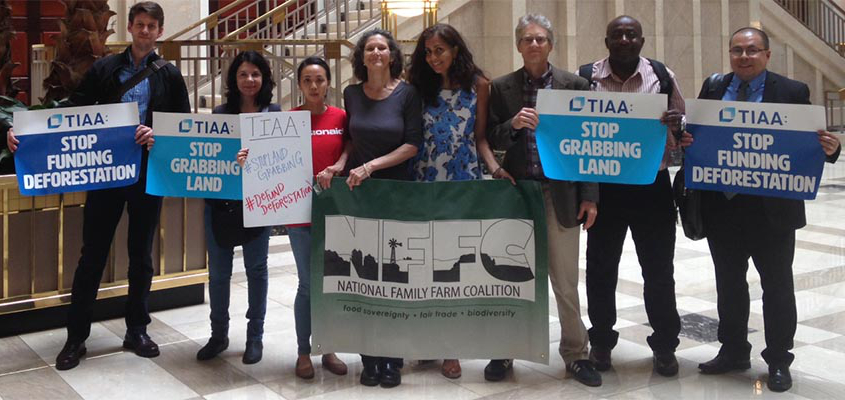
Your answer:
[2,164,845,399]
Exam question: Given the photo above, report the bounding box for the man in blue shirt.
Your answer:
[683,27,840,392]
[8,1,191,370]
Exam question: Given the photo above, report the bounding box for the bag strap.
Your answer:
[117,58,169,99]
[578,62,595,87]
[645,58,673,104]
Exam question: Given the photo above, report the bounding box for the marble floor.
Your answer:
[2,163,845,400]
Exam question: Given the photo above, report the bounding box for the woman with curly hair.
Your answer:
[319,28,423,389]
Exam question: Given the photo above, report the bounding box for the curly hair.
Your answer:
[408,23,486,106]
[224,51,275,114]
[352,28,403,82]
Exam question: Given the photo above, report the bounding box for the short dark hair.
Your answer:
[730,27,769,49]
[352,29,403,82]
[224,51,275,113]
[408,23,486,106]
[297,57,331,82]
[129,1,164,27]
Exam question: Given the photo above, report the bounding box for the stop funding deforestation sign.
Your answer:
[684,99,826,200]
[12,103,141,195]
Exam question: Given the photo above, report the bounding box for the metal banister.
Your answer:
[164,0,253,41]
[774,0,845,57]
[222,0,299,40]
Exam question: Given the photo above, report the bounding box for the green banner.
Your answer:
[311,178,549,363]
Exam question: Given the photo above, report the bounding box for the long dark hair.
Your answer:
[352,28,403,82]
[224,51,275,114]
[408,24,486,106]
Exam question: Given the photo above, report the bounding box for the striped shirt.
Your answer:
[522,65,553,179]
[586,57,685,169]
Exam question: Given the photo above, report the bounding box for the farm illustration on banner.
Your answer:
[322,216,537,301]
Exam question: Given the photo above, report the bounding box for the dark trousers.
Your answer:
[66,181,162,343]
[702,192,797,366]
[361,355,403,369]
[586,169,681,353]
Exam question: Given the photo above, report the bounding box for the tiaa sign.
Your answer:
[684,99,825,200]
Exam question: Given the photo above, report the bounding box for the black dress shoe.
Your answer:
[767,364,792,392]
[360,364,380,386]
[242,340,263,364]
[567,360,602,387]
[380,362,402,388]
[698,354,751,374]
[484,359,513,382]
[590,347,612,371]
[196,337,229,361]
[56,341,87,371]
[123,332,160,358]
[653,352,679,377]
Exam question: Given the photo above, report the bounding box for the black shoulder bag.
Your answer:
[116,58,170,101]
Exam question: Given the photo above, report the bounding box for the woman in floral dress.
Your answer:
[407,23,514,379]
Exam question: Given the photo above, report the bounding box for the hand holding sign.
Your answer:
[818,130,841,156]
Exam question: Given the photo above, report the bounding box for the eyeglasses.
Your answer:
[729,47,767,57]
[520,36,549,45]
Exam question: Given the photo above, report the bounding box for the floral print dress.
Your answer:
[411,88,481,181]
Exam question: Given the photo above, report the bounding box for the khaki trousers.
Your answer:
[543,185,589,364]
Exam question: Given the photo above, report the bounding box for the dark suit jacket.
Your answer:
[697,70,840,231]
[488,66,599,228]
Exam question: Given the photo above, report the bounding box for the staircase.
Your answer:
[766,0,845,130]
[162,0,382,112]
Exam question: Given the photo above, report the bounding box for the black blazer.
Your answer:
[697,70,840,230]
[487,66,599,228]
[67,46,192,126]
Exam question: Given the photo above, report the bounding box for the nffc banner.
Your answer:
[240,111,313,227]
[536,89,668,184]
[684,99,826,200]
[311,179,550,363]
[147,112,242,199]
[12,103,140,196]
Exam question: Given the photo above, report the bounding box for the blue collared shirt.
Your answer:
[119,49,154,124]
[722,70,766,103]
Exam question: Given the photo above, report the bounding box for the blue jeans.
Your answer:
[288,226,313,354]
[205,205,270,342]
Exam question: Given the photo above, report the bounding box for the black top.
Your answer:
[343,81,423,180]
[66,46,191,127]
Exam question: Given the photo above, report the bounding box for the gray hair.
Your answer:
[515,14,555,46]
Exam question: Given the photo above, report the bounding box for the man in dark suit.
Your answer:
[683,27,841,392]
[485,13,601,387]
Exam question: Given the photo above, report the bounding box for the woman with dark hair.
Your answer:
[283,56,349,379]
[318,28,422,388]
[406,23,511,379]
[408,23,512,184]
[195,50,278,365]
